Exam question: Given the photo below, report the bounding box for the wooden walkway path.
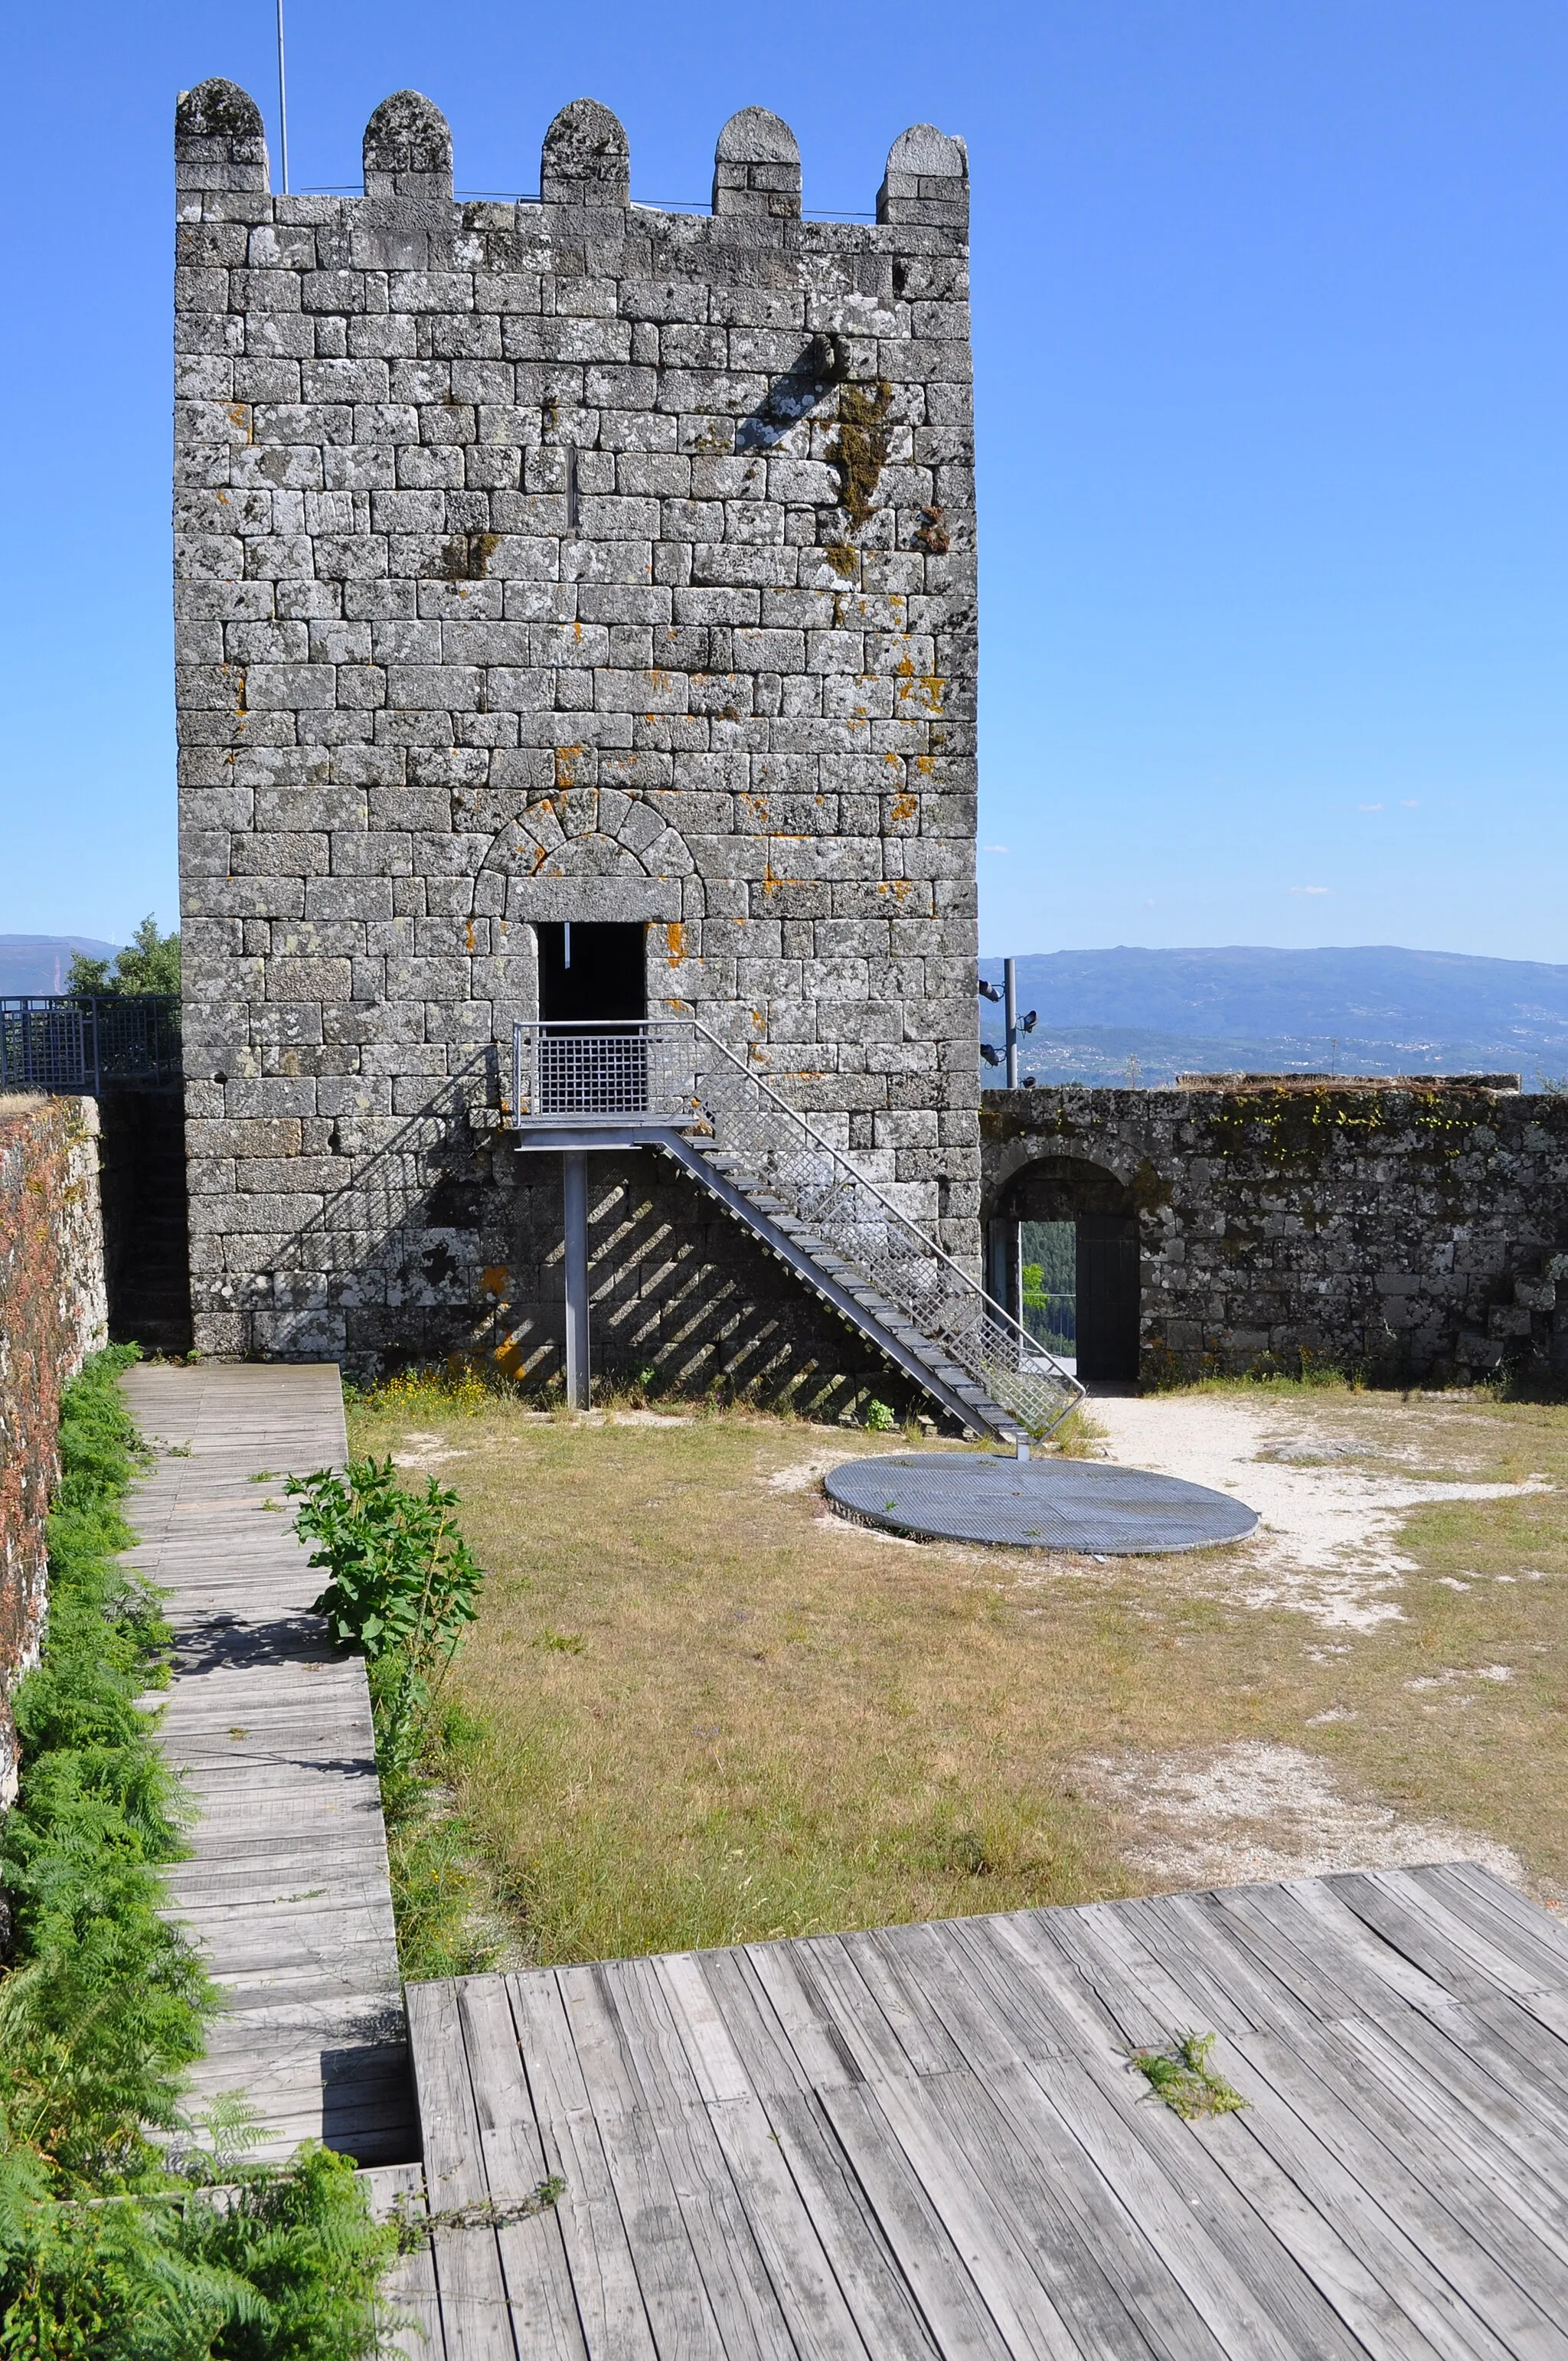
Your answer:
[122,1363,416,2164]
[399,1862,1568,2360]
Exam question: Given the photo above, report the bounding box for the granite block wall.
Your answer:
[983,1080,1568,1386]
[0,1096,108,1807]
[174,81,981,1377]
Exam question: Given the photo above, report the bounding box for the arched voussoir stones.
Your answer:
[482,796,694,922]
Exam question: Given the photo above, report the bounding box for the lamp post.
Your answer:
[978,958,1040,1391]
[978,958,1037,1087]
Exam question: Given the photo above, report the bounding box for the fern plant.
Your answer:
[0,1353,404,2358]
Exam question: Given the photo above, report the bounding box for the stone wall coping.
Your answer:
[983,1077,1530,1112]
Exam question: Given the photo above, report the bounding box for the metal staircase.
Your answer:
[509,1019,1082,1444]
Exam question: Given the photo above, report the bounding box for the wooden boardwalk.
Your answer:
[122,1363,416,2164]
[400,1862,1568,2359]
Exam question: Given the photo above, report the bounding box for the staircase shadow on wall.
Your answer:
[230,1076,919,1416]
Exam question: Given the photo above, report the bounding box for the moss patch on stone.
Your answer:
[829,380,895,530]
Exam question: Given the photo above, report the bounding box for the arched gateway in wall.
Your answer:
[988,1155,1140,1383]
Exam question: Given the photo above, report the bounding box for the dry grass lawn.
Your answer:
[347,1378,1568,1968]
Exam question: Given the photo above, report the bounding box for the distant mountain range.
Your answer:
[11,935,1566,1089]
[976,947,1568,1089]
[0,935,120,995]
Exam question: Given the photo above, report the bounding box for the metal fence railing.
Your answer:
[1022,1292,1076,1356]
[0,995,182,1093]
[511,1017,1083,1439]
[512,1020,703,1122]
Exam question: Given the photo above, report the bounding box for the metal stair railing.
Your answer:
[511,1018,1083,1438]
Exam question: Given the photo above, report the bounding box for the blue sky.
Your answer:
[2,2,1563,958]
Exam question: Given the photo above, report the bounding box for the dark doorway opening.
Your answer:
[989,1158,1142,1384]
[100,1082,194,1354]
[538,923,646,1024]
[535,923,648,1115]
[1076,1212,1139,1382]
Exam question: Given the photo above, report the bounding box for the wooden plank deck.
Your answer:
[122,1362,417,2164]
[401,1864,1568,2359]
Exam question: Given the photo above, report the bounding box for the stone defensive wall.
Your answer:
[982,1077,1568,1386]
[0,1097,106,1807]
[175,80,980,1389]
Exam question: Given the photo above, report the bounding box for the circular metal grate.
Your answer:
[824,1452,1259,1553]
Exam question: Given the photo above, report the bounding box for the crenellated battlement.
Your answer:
[175,80,968,235]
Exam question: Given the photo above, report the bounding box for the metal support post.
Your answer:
[1009,1197,1029,1460]
[562,1150,590,1409]
[1004,956,1019,1088]
[276,0,290,195]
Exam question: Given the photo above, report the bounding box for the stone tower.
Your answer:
[175,81,982,1403]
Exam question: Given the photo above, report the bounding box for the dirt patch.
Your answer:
[1087,1393,1550,1630]
[1083,1740,1527,1889]
[391,1429,471,1471]
[768,1452,855,1493]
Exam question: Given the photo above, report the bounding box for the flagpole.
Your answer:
[276,0,290,194]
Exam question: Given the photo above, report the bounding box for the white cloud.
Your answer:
[1290,885,1331,896]
[1400,798,1419,808]
[981,844,1009,854]
[1358,802,1384,811]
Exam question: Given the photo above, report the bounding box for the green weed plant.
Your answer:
[286,1458,482,1785]
[1130,2030,1246,2120]
[286,1459,493,1981]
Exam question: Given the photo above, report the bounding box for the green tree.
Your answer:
[66,919,180,1000]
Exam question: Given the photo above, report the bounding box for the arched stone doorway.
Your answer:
[988,1156,1140,1383]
